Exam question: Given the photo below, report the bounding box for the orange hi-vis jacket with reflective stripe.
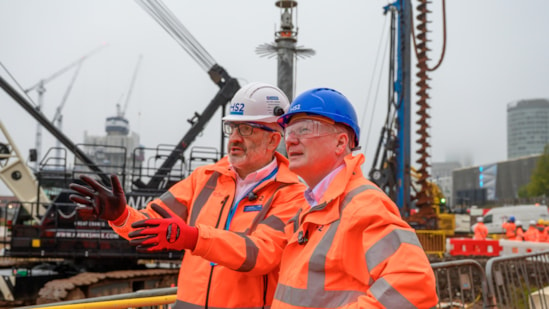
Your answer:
[111,152,306,309]
[272,154,438,309]
[502,222,516,239]
[474,222,488,240]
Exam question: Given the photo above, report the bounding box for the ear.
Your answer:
[334,132,349,155]
[267,132,282,151]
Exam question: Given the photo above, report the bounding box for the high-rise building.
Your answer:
[507,98,549,159]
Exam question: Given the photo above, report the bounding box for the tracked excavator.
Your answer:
[0,1,240,306]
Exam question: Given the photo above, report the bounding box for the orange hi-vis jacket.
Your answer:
[111,152,306,309]
[474,222,489,240]
[524,226,540,242]
[502,222,516,239]
[515,227,525,241]
[272,154,438,309]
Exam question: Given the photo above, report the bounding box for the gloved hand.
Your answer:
[69,174,128,222]
[128,203,198,252]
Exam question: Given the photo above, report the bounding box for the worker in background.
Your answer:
[69,82,307,309]
[474,217,488,240]
[272,88,437,308]
[502,216,517,240]
[540,221,549,242]
[537,219,548,242]
[524,220,540,242]
[514,221,525,241]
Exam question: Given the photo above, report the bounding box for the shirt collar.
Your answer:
[304,163,345,206]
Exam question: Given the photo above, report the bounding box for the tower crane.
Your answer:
[118,55,142,119]
[106,55,143,137]
[24,43,107,170]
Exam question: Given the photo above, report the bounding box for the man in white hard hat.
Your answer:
[69,82,307,308]
[524,220,540,242]
[473,216,488,240]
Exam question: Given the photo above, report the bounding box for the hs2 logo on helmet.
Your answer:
[289,104,301,112]
[230,102,245,115]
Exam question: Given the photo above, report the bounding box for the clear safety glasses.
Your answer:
[223,122,276,137]
[284,119,340,140]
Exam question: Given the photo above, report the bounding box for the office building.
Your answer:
[507,98,549,159]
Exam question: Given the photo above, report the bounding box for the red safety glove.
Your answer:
[69,174,128,222]
[128,203,198,252]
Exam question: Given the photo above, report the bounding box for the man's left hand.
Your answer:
[128,204,198,252]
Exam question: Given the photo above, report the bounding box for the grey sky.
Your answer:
[1,0,549,195]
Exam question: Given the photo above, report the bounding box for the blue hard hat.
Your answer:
[278,88,360,147]
[509,216,515,223]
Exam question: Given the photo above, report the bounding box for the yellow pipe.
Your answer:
[37,294,177,309]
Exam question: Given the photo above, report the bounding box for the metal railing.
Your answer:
[17,287,177,309]
[18,250,549,309]
[432,258,496,308]
[486,250,549,308]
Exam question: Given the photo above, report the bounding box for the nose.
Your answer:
[284,131,299,146]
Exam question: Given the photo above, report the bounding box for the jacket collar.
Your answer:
[318,153,365,204]
[300,153,365,226]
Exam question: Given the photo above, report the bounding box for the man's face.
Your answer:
[225,121,277,175]
[284,117,341,184]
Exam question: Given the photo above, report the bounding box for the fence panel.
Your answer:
[416,230,446,258]
[431,259,495,308]
[486,250,549,309]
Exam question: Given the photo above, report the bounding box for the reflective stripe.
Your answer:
[173,300,270,309]
[275,185,372,307]
[159,191,188,221]
[370,277,417,309]
[287,208,301,233]
[261,215,285,232]
[366,229,423,273]
[275,284,365,308]
[230,207,286,273]
[236,234,259,272]
[189,171,220,226]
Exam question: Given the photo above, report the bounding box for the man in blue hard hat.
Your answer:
[272,87,437,308]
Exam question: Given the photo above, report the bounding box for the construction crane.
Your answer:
[368,0,447,229]
[50,61,84,167]
[134,0,240,191]
[0,120,50,221]
[118,55,142,120]
[105,55,143,137]
[23,43,107,170]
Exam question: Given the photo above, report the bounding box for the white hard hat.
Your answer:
[223,82,289,123]
[515,220,522,225]
[477,217,483,222]
[530,220,537,225]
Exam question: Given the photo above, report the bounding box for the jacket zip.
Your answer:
[262,275,268,309]
[204,195,230,309]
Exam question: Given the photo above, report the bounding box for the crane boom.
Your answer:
[119,55,143,118]
[24,43,107,94]
[133,0,241,190]
[0,75,110,184]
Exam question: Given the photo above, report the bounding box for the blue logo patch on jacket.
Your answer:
[244,205,262,212]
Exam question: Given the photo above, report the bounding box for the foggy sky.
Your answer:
[1,0,549,195]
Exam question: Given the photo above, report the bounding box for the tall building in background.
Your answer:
[507,98,549,159]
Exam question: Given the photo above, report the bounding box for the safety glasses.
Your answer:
[284,119,340,139]
[223,122,276,137]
